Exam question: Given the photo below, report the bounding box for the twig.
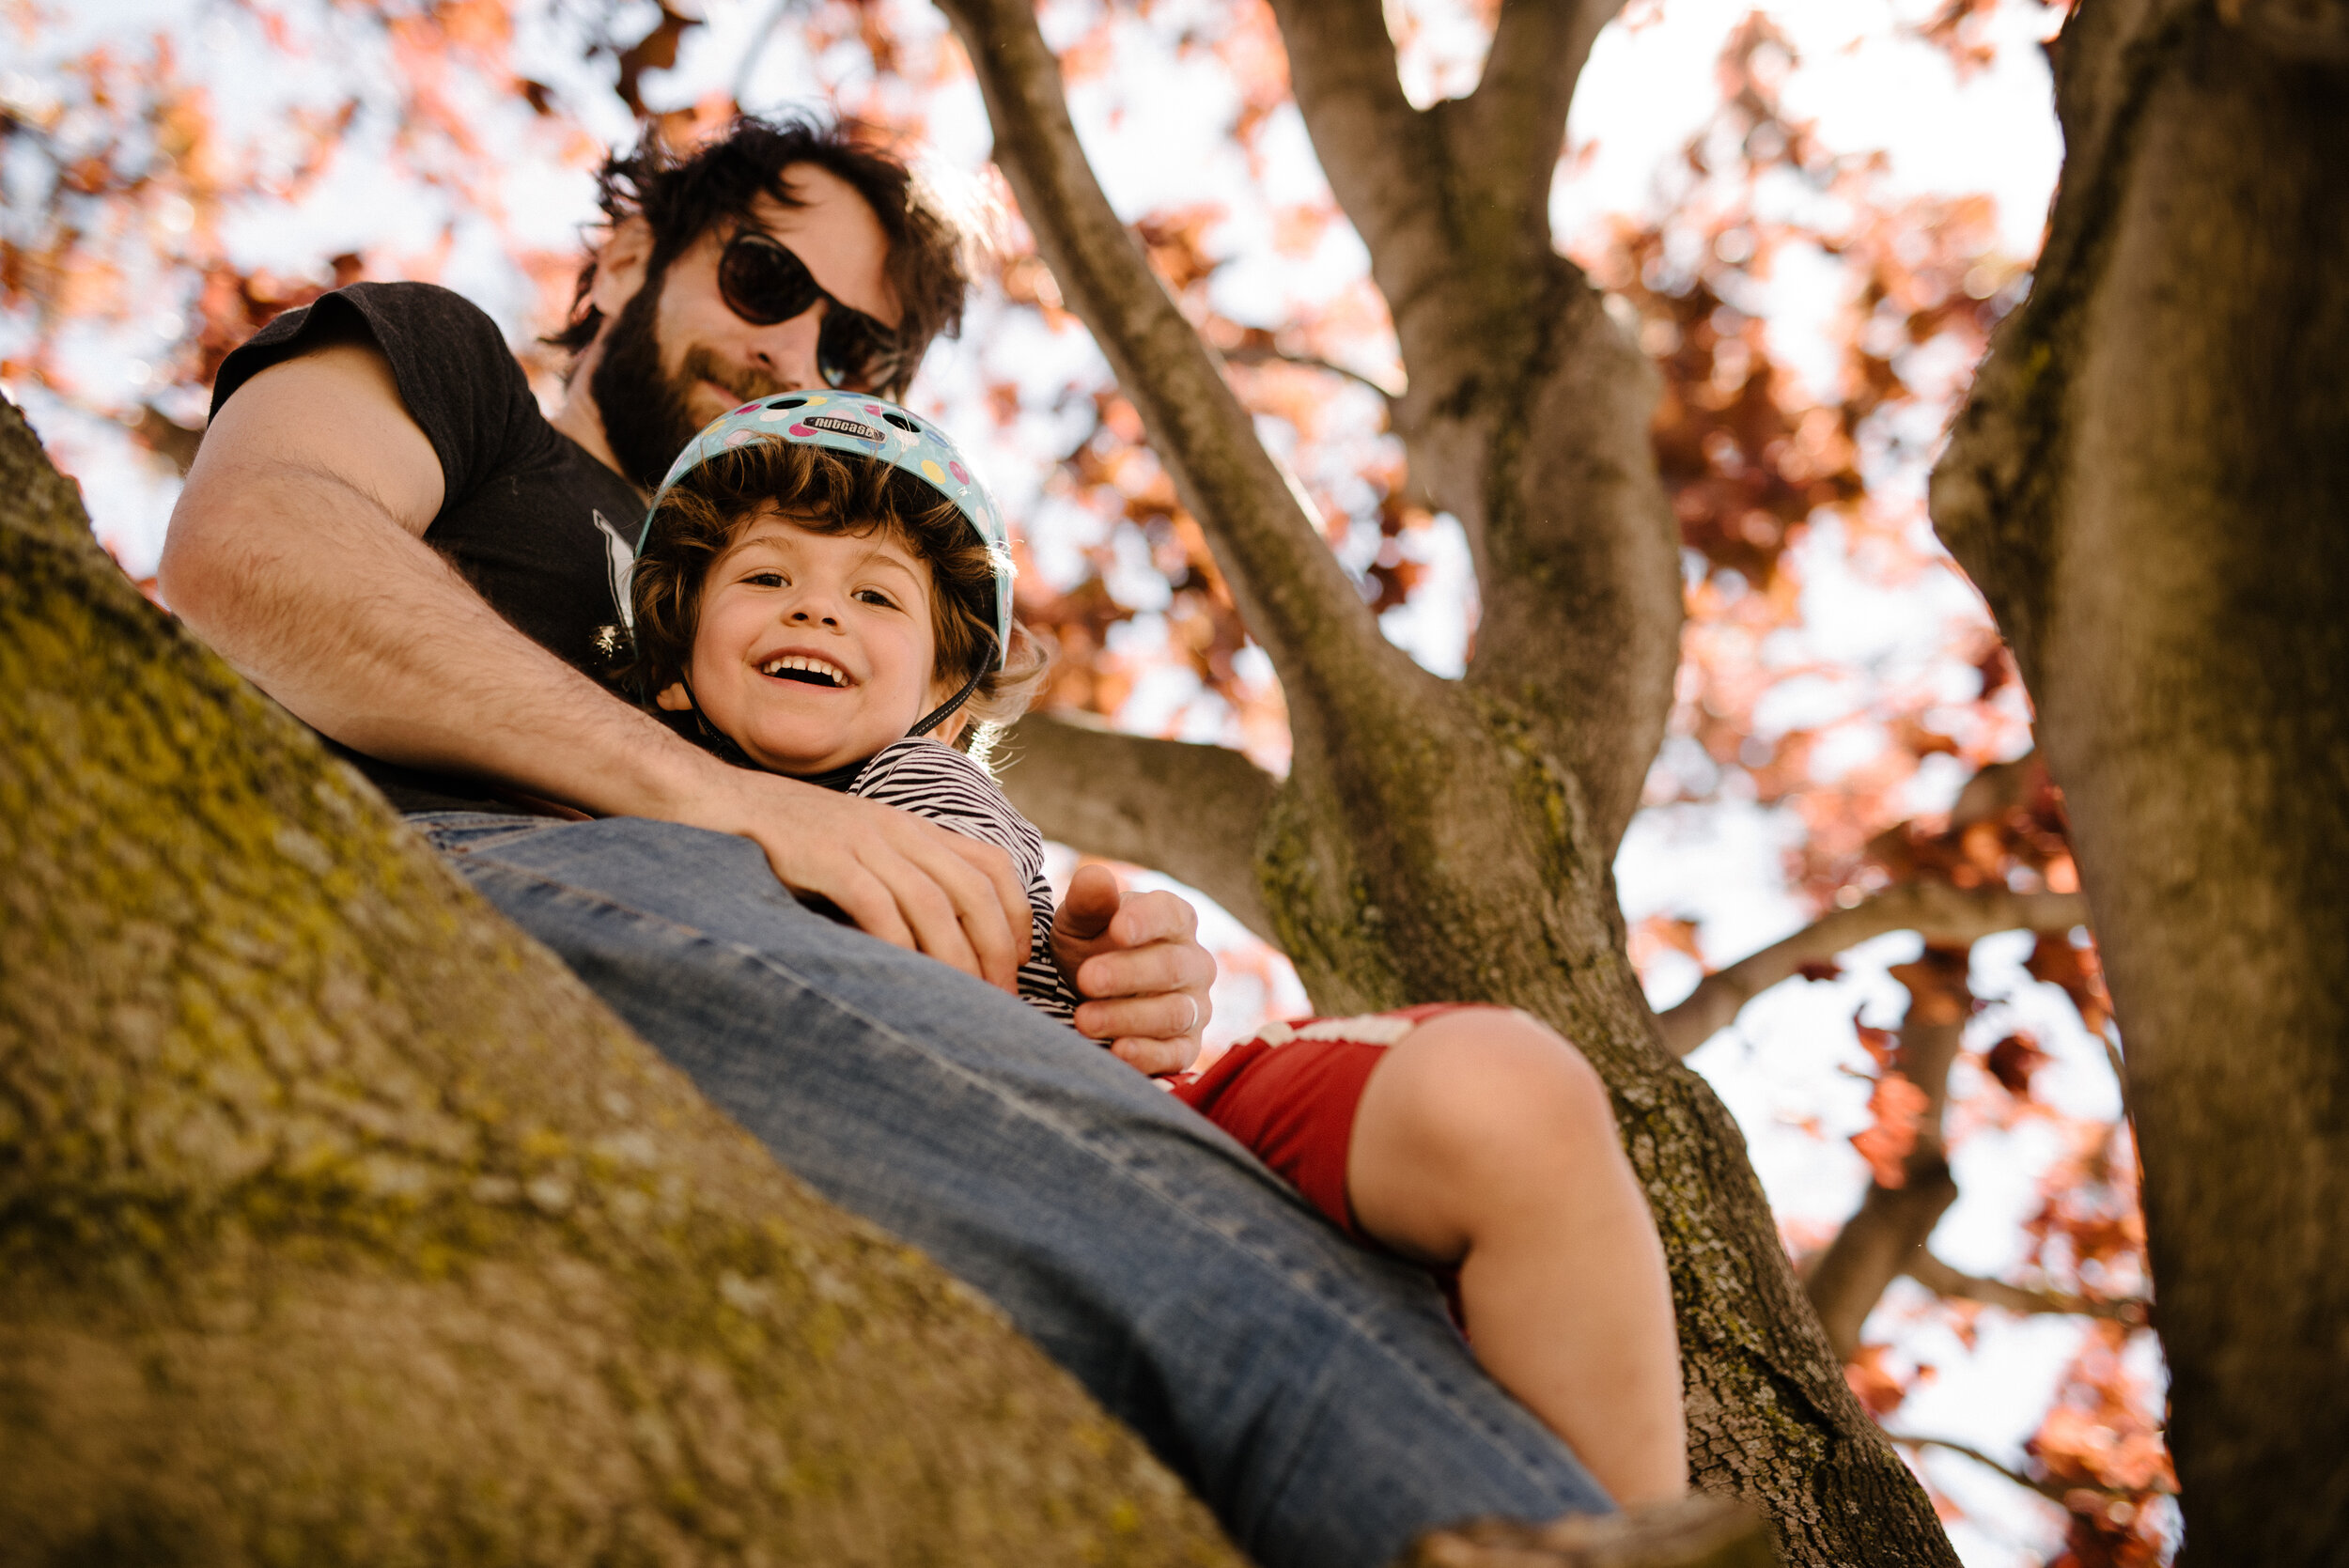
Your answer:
[1893,1434,2175,1503]
[1654,882,2092,1056]
[1890,1436,2073,1504]
[1904,1251,2150,1326]
[1220,344,1402,400]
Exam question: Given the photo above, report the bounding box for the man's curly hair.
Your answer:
[627,438,1048,752]
[550,115,977,398]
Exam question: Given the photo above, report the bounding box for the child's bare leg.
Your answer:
[1346,1009,1688,1505]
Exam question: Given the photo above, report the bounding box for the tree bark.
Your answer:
[0,396,1243,1565]
[1932,1,2349,1557]
[995,711,1279,942]
[1267,0,1680,852]
[939,1,1956,1560]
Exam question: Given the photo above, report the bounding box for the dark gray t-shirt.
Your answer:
[210,282,643,813]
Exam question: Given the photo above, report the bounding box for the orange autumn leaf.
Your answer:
[1851,1071,1930,1188]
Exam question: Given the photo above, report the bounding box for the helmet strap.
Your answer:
[907,664,987,740]
[672,672,759,773]
[906,627,1001,741]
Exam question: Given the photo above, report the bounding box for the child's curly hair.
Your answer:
[625,437,1048,756]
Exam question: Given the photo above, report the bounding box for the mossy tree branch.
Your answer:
[939,0,1427,760]
[0,396,1241,1566]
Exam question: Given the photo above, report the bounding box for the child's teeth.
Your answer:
[764,655,845,685]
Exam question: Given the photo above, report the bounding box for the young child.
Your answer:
[620,395,1688,1506]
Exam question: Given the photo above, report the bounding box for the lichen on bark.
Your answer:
[0,395,1243,1567]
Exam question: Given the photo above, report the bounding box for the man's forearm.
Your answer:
[164,459,717,819]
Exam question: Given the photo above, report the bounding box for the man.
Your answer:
[160,117,1674,1568]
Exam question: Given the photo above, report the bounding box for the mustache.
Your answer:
[679,346,787,406]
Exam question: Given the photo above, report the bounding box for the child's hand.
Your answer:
[1051,864,1216,1074]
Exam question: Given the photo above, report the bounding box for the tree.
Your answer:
[0,394,1252,1564]
[938,0,1958,1560]
[1933,0,2349,1559]
[3,0,2189,1560]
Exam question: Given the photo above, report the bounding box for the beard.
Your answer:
[589,272,787,491]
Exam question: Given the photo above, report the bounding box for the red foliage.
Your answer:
[1845,1342,1918,1420]
[1851,1071,1929,1188]
[2027,928,2113,1034]
[2032,1322,2178,1566]
[1983,1031,2051,1098]
[1865,753,2077,899]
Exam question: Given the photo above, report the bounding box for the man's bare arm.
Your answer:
[161,340,1030,985]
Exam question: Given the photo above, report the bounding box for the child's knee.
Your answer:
[1377,1009,1618,1164]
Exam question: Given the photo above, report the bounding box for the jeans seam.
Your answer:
[454,844,1585,1519]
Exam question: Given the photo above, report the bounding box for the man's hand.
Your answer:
[1050,864,1215,1075]
[685,765,1034,992]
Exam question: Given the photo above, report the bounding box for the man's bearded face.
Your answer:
[590,258,786,492]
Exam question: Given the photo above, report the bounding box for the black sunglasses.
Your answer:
[716,230,908,392]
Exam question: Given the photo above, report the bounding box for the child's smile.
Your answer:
[660,509,951,774]
[760,652,850,686]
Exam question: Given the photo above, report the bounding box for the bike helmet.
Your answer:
[628,390,1013,671]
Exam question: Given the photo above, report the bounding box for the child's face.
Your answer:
[660,508,952,774]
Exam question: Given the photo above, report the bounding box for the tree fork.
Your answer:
[1934,2,2349,1556]
[940,5,1958,1560]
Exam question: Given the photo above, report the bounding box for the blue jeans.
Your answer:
[415,813,1611,1568]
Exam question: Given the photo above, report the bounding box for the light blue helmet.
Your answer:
[632,390,1015,669]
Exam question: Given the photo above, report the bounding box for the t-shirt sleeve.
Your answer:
[850,740,1085,1026]
[209,281,546,522]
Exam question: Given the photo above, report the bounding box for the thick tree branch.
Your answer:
[1655,884,2092,1057]
[993,712,1279,944]
[1274,0,1682,851]
[940,0,1420,736]
[1802,1161,1961,1361]
[1453,0,1622,237]
[1930,0,2203,686]
[1933,2,2349,1541]
[2230,0,2349,65]
[1259,0,1453,321]
[1903,1252,2151,1327]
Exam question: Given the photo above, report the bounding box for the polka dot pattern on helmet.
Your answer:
[632,391,1016,668]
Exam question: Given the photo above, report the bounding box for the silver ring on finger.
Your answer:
[1178,993,1201,1036]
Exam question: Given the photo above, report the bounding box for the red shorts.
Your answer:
[1170,1002,1493,1241]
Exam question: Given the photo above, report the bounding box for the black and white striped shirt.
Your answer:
[848,737,1083,1023]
